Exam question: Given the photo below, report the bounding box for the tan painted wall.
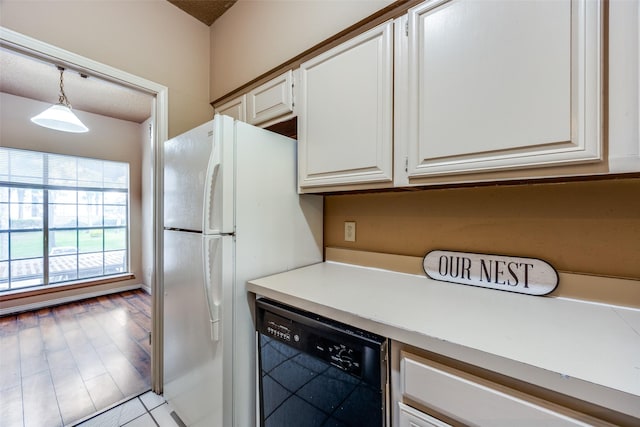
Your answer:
[0,92,145,308]
[209,0,394,100]
[325,179,640,281]
[0,0,212,137]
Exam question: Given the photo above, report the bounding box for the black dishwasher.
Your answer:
[256,298,388,427]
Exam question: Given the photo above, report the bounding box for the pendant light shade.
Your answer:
[30,67,89,133]
[31,103,89,133]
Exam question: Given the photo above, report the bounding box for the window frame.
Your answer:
[0,148,130,293]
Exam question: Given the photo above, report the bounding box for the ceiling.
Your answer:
[0,1,235,125]
[0,46,154,124]
[168,0,236,26]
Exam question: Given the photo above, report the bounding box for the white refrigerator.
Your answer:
[162,115,323,427]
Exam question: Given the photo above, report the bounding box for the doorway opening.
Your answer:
[0,27,167,425]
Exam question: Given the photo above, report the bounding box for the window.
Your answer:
[0,148,129,292]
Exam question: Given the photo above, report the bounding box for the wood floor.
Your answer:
[0,289,152,427]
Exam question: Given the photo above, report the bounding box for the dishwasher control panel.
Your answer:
[259,306,369,378]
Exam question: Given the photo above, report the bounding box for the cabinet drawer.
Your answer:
[398,402,451,427]
[401,353,595,426]
[246,70,294,126]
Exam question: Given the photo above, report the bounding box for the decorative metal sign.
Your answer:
[423,250,558,296]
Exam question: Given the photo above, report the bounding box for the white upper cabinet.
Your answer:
[215,95,246,122]
[404,0,602,179]
[246,70,295,126]
[297,21,394,190]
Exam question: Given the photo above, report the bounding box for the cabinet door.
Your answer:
[246,70,295,126]
[298,21,394,190]
[406,0,602,179]
[398,402,451,427]
[215,95,246,122]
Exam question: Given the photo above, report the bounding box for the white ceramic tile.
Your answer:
[74,407,121,427]
[74,398,146,427]
[139,391,165,411]
[150,403,181,427]
[116,398,147,425]
[122,413,156,427]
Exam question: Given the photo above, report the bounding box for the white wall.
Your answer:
[0,0,212,137]
[0,92,145,309]
[209,0,394,100]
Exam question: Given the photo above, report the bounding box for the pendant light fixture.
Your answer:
[30,66,89,133]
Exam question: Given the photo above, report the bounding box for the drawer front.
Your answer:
[398,402,451,427]
[401,354,592,426]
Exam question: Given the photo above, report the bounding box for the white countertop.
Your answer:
[247,261,640,418]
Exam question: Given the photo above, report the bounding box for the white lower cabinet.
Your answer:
[398,402,451,427]
[396,352,607,427]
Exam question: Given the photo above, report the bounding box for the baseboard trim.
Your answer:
[0,283,144,316]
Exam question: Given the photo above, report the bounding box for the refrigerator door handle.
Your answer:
[202,236,221,342]
[210,302,220,341]
[202,131,221,235]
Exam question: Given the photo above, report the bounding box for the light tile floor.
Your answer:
[71,391,182,427]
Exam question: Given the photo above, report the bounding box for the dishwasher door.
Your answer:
[256,298,388,427]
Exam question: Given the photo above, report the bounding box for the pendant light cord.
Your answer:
[57,66,72,109]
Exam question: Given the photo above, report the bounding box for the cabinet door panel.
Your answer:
[215,95,246,122]
[298,21,393,189]
[246,70,294,126]
[407,0,601,178]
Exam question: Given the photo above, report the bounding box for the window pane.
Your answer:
[105,228,126,251]
[0,261,8,290]
[0,203,8,230]
[0,232,7,261]
[104,162,129,188]
[78,191,103,205]
[79,229,103,253]
[10,205,43,230]
[104,191,127,205]
[0,187,8,202]
[49,230,78,254]
[48,154,77,187]
[78,205,103,227]
[79,252,103,278]
[11,231,43,259]
[11,258,44,288]
[105,250,126,275]
[77,158,103,188]
[10,188,43,203]
[9,151,44,185]
[50,206,78,228]
[104,206,126,226]
[49,189,77,204]
[50,254,78,283]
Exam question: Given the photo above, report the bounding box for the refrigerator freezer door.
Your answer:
[164,120,214,232]
[163,230,232,427]
[164,115,234,234]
